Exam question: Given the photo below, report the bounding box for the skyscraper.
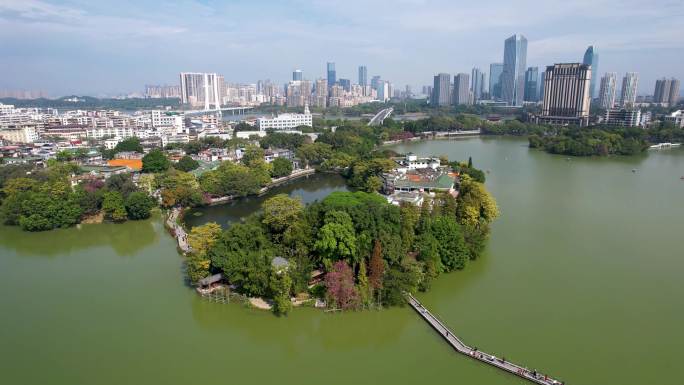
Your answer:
[370,76,381,90]
[502,34,528,106]
[376,80,390,102]
[524,67,539,102]
[598,72,618,109]
[431,73,451,107]
[358,66,367,87]
[489,63,504,100]
[620,72,639,107]
[471,68,485,102]
[669,79,680,106]
[293,70,303,81]
[453,73,471,105]
[326,62,336,88]
[582,46,599,99]
[339,78,351,92]
[179,72,221,110]
[654,78,680,105]
[538,63,592,126]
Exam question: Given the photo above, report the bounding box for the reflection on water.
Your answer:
[0,214,159,257]
[184,173,350,228]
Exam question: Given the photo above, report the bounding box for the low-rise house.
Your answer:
[107,158,142,172]
[264,148,293,163]
[115,151,143,160]
[198,147,232,162]
[80,165,129,179]
[393,153,441,173]
[386,191,425,206]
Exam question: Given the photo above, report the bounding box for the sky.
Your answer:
[1,0,683,97]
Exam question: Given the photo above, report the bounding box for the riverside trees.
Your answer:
[0,164,157,231]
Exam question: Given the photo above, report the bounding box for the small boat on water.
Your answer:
[649,143,682,149]
[632,169,637,173]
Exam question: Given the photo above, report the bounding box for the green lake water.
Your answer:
[1,137,683,385]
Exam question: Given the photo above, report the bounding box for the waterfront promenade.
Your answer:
[407,293,564,385]
[166,208,189,253]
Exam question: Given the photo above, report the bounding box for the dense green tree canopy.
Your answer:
[270,157,293,178]
[142,149,170,173]
[174,156,200,172]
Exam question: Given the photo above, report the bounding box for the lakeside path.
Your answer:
[208,167,316,205]
[166,208,189,254]
[382,129,481,145]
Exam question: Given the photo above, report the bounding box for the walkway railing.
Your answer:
[406,293,564,385]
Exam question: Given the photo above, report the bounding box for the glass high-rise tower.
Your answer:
[524,67,539,102]
[327,62,336,88]
[582,46,599,99]
[501,34,528,106]
[358,66,367,87]
[489,63,504,100]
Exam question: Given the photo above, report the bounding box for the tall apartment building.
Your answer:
[312,79,328,108]
[653,78,680,106]
[179,72,222,109]
[358,66,368,88]
[620,72,639,108]
[471,68,485,102]
[376,81,390,102]
[453,73,471,105]
[293,70,303,81]
[431,73,451,107]
[489,63,504,100]
[524,67,539,102]
[538,63,592,126]
[501,34,528,106]
[144,85,181,98]
[598,72,618,109]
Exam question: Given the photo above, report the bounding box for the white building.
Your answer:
[86,126,136,140]
[179,72,222,109]
[151,111,185,133]
[257,104,312,131]
[663,110,684,128]
[161,134,190,147]
[0,103,15,115]
[0,124,39,143]
[394,153,441,173]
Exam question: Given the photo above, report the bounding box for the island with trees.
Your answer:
[186,172,498,315]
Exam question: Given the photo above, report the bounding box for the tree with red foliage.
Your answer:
[369,240,384,289]
[325,260,359,310]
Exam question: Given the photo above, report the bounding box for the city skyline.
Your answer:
[1,0,684,96]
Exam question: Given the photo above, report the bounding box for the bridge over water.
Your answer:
[368,107,393,126]
[406,293,565,385]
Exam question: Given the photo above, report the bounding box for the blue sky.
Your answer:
[1,0,683,97]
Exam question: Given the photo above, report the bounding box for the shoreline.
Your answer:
[207,167,316,206]
[167,167,318,252]
[382,129,481,145]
